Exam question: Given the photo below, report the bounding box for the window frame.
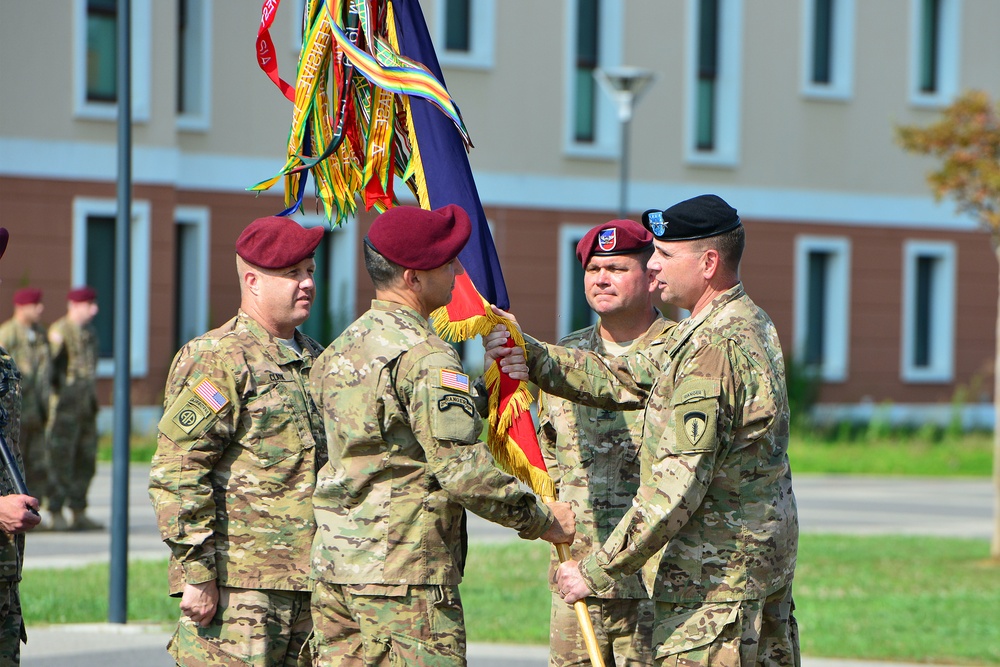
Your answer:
[908,0,961,108]
[173,206,211,348]
[684,0,743,167]
[557,224,598,340]
[801,0,856,100]
[73,0,152,122]
[176,0,213,132]
[294,213,358,344]
[434,0,496,70]
[72,197,151,378]
[562,0,624,159]
[793,236,851,382]
[900,239,956,383]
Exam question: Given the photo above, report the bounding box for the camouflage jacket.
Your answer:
[309,300,553,585]
[48,315,98,410]
[149,311,326,594]
[538,315,668,599]
[0,319,50,429]
[526,285,798,604]
[0,346,24,582]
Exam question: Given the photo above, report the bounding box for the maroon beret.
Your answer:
[13,288,42,306]
[68,286,97,303]
[0,228,8,261]
[235,216,324,269]
[366,204,471,270]
[576,219,653,268]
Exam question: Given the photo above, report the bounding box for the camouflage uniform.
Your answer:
[149,311,325,667]
[308,300,555,666]
[539,316,668,667]
[0,318,51,505]
[0,347,27,664]
[528,285,800,667]
[46,315,98,515]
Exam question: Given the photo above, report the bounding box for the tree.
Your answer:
[897,89,1000,559]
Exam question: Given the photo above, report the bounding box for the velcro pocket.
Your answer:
[653,601,740,660]
[670,378,721,453]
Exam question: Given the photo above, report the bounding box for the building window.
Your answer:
[794,236,851,382]
[685,0,743,166]
[72,198,152,378]
[75,0,152,121]
[177,0,213,131]
[435,0,495,70]
[557,225,598,339]
[295,215,358,346]
[574,0,600,144]
[909,0,960,107]
[802,0,855,99]
[174,208,211,351]
[86,0,118,102]
[901,240,955,382]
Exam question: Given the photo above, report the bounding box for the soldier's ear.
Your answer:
[402,268,421,292]
[243,269,260,295]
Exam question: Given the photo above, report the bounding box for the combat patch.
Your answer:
[438,393,475,417]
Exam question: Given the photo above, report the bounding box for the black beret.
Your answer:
[575,219,653,268]
[642,194,741,241]
[366,204,471,270]
[236,216,324,269]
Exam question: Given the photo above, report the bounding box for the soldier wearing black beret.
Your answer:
[150,215,327,665]
[489,194,801,667]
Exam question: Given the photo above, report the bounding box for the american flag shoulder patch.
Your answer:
[439,369,470,393]
[193,378,230,413]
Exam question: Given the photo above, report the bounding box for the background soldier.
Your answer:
[0,288,51,528]
[538,219,668,667]
[308,204,575,665]
[0,228,44,665]
[46,285,100,531]
[489,194,800,667]
[149,216,326,667]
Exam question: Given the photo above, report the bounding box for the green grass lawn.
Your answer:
[20,535,1000,664]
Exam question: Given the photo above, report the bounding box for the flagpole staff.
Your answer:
[543,494,606,667]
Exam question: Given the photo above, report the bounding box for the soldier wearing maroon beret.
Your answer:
[0,228,42,665]
[47,284,101,532]
[150,214,327,665]
[307,205,576,664]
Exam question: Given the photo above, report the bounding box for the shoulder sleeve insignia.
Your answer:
[439,369,470,393]
[192,378,230,413]
[683,411,708,447]
[437,393,475,417]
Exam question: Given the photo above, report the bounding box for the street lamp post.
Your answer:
[594,67,655,219]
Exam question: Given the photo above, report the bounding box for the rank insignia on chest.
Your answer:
[193,378,229,413]
[683,411,707,446]
[439,369,470,393]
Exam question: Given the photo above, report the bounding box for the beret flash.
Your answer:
[642,194,741,241]
[366,204,471,270]
[236,216,324,269]
[576,219,653,268]
[13,288,42,306]
[68,286,98,303]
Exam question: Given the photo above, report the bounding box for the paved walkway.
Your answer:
[18,464,996,666]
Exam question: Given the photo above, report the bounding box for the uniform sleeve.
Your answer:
[148,345,240,586]
[524,334,660,412]
[402,348,553,540]
[579,342,738,593]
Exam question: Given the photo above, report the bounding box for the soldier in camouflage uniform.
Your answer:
[149,216,327,667]
[0,228,44,665]
[46,286,100,531]
[0,288,51,525]
[489,195,800,667]
[539,219,668,667]
[308,205,575,666]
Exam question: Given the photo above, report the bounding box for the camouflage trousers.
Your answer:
[549,594,654,667]
[46,398,96,513]
[310,582,467,666]
[652,584,800,667]
[168,586,312,667]
[19,422,49,507]
[0,580,25,666]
